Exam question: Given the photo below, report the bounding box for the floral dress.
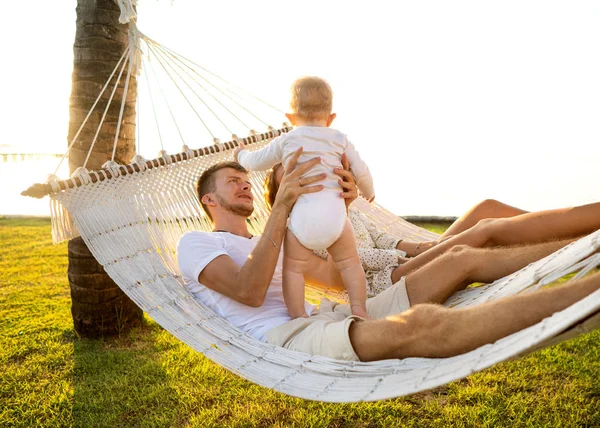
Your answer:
[314,207,406,299]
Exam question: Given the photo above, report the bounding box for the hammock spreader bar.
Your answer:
[21,126,292,199]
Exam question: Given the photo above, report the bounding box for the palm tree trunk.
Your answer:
[67,0,142,338]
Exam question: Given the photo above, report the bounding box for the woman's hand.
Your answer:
[232,141,246,162]
[273,148,326,212]
[334,153,358,210]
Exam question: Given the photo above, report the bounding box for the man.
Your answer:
[177,148,600,361]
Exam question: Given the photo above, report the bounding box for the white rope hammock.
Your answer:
[22,7,600,402]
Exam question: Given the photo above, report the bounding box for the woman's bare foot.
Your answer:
[398,240,438,257]
[437,235,454,244]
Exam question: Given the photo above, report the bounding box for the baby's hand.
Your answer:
[232,141,246,162]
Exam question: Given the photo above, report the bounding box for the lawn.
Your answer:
[1,217,599,427]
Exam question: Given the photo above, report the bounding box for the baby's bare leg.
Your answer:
[327,220,368,318]
[283,229,313,318]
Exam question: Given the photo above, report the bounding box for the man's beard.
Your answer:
[215,194,254,217]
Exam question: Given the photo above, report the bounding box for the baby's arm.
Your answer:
[344,140,375,201]
[236,135,284,171]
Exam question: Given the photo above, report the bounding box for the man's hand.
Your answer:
[334,153,358,210]
[273,148,326,212]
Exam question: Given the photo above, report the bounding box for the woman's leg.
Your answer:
[391,201,600,282]
[398,200,526,256]
[478,202,600,246]
[441,199,528,238]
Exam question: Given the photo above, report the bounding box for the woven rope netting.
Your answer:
[22,5,600,401]
[41,134,600,402]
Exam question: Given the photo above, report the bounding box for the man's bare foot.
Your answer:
[292,312,309,319]
[351,304,369,319]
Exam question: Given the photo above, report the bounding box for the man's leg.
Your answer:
[405,239,575,306]
[349,269,600,361]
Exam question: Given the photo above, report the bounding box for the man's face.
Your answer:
[211,168,254,217]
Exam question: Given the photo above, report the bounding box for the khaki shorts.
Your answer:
[264,277,411,361]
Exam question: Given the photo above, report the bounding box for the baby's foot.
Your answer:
[292,312,309,319]
[351,304,369,320]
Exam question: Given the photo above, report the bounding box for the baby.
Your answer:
[235,76,374,319]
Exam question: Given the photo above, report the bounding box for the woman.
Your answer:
[264,162,600,295]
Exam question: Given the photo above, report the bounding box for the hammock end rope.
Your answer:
[21,183,53,199]
[21,126,293,198]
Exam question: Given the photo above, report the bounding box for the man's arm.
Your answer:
[199,149,325,307]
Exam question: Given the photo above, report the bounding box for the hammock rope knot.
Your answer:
[71,167,93,185]
[131,154,148,171]
[101,161,124,179]
[181,145,196,160]
[158,150,172,164]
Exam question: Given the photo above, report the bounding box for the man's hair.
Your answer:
[197,161,248,221]
[290,76,333,122]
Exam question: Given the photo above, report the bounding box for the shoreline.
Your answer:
[1,214,459,223]
[0,214,54,219]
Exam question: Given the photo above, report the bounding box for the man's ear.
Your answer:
[326,113,337,127]
[285,113,296,126]
[201,193,217,207]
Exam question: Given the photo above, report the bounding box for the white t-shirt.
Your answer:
[177,231,316,341]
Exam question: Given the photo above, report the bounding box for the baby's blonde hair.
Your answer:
[289,76,333,122]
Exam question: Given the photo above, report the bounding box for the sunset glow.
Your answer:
[3,1,599,216]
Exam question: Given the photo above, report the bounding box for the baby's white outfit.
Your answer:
[237,126,375,250]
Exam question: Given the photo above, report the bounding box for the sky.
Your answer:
[2,1,599,216]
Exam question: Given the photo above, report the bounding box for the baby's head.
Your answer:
[287,76,336,126]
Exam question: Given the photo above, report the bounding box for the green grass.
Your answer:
[1,217,599,427]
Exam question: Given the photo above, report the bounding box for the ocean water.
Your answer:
[1,152,598,218]
[0,154,69,217]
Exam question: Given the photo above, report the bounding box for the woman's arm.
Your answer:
[355,209,402,251]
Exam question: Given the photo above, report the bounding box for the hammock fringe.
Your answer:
[41,135,600,402]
